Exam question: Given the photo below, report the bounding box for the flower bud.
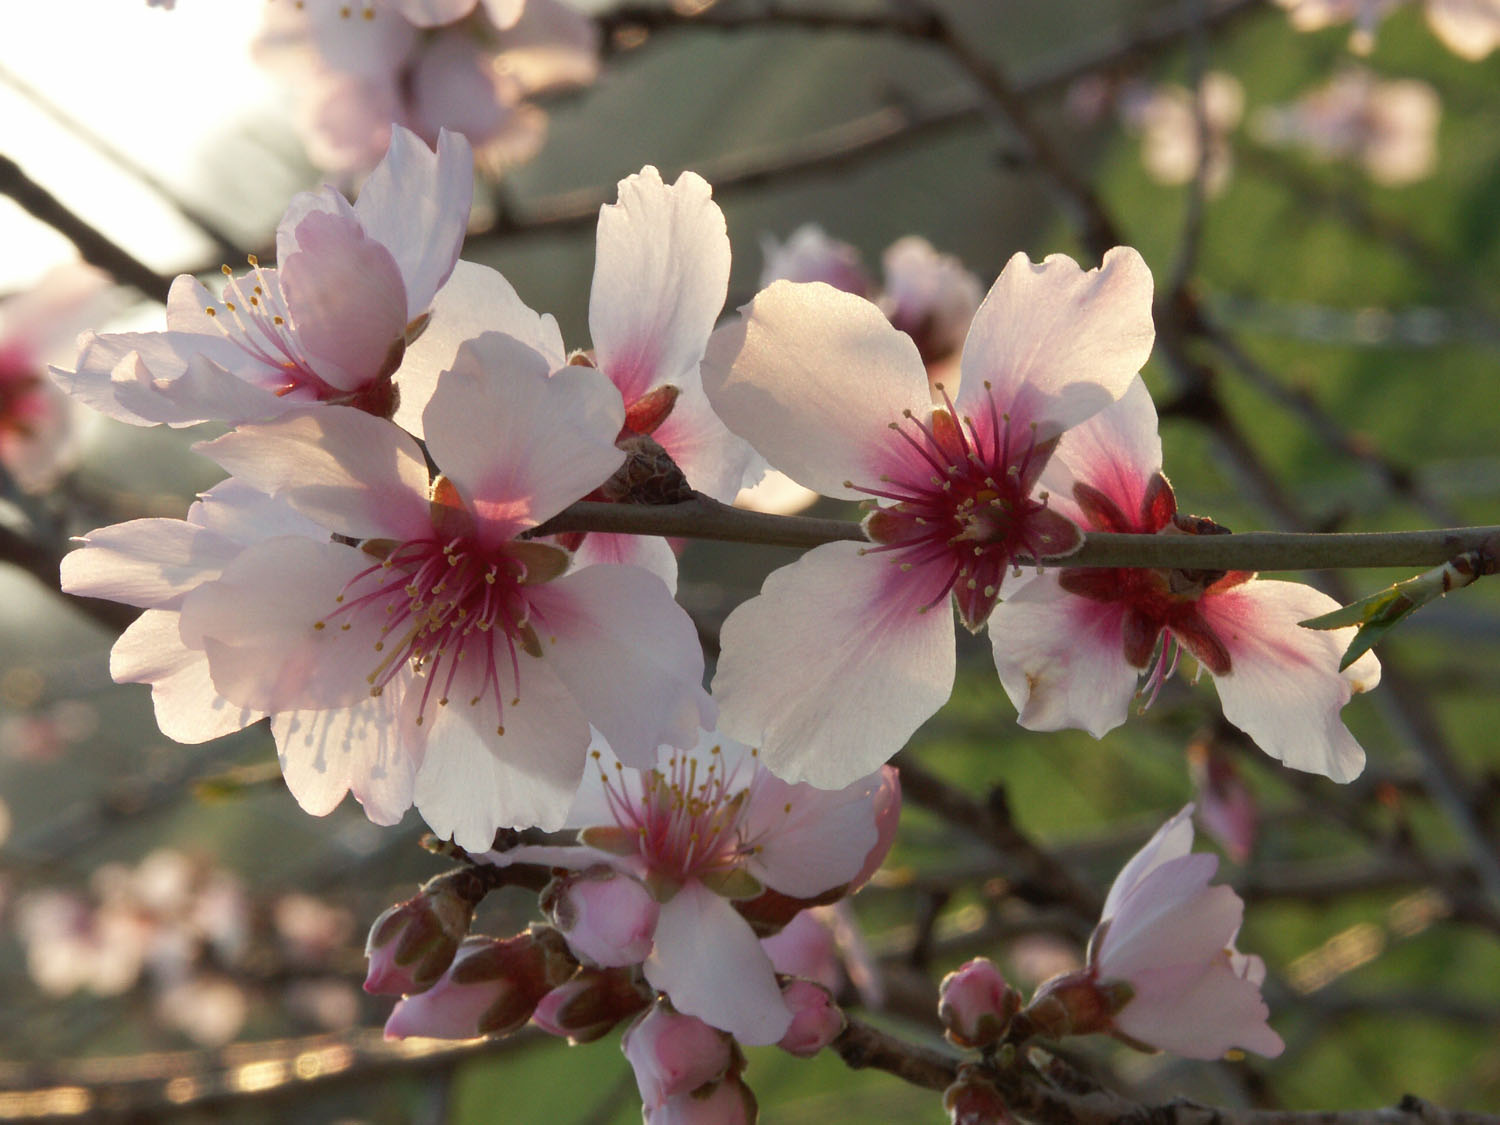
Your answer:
[776,978,844,1057]
[938,958,1020,1049]
[541,865,659,968]
[383,928,576,1040]
[623,1002,733,1110]
[944,1064,1012,1125]
[532,967,652,1044]
[650,1074,758,1124]
[363,883,474,996]
[1011,969,1128,1042]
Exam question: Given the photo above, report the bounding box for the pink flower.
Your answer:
[989,376,1380,782]
[1018,807,1282,1060]
[254,0,594,176]
[623,1002,733,1111]
[1253,67,1440,186]
[701,247,1156,785]
[55,126,472,428]
[489,735,891,1044]
[396,166,758,591]
[0,264,112,492]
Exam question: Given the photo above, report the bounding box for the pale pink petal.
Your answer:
[1042,375,1162,517]
[644,882,792,1046]
[180,537,392,714]
[590,168,729,405]
[412,654,591,846]
[1101,805,1197,922]
[1426,0,1500,59]
[0,263,112,355]
[713,542,955,787]
[527,565,710,767]
[1098,859,1237,981]
[114,353,293,428]
[196,406,432,541]
[741,772,880,898]
[701,283,932,500]
[568,532,679,593]
[400,0,480,26]
[61,519,243,610]
[349,127,472,313]
[957,247,1155,437]
[407,35,515,156]
[1199,580,1378,782]
[479,0,525,29]
[423,340,624,545]
[188,479,327,545]
[1115,954,1284,1059]
[277,211,409,392]
[491,0,600,94]
[649,365,760,503]
[394,261,566,438]
[111,610,264,744]
[272,690,414,825]
[277,187,361,264]
[988,573,1139,739]
[760,225,871,294]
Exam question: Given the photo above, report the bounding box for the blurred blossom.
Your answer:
[0,265,112,492]
[16,889,152,997]
[1189,739,1259,864]
[285,979,362,1029]
[275,892,357,964]
[254,0,597,177]
[1276,0,1500,58]
[0,700,99,762]
[1122,72,1243,195]
[759,226,982,389]
[1006,933,1082,989]
[155,975,249,1046]
[1254,68,1440,186]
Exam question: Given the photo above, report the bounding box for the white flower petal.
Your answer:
[701,282,932,500]
[1101,804,1196,922]
[713,542,955,787]
[111,610,264,744]
[272,689,415,826]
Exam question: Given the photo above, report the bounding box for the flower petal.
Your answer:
[1041,375,1163,523]
[526,564,710,767]
[988,573,1140,739]
[111,610,264,744]
[196,406,432,541]
[644,882,792,1045]
[957,247,1155,437]
[713,542,955,787]
[590,167,730,405]
[61,519,244,610]
[1199,580,1378,782]
[701,282,932,500]
[394,260,566,437]
[422,335,625,545]
[1101,804,1197,922]
[1115,953,1284,1059]
[352,126,473,313]
[567,532,679,593]
[742,771,881,898]
[272,689,415,826]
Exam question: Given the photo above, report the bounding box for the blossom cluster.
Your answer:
[42,116,1386,1118]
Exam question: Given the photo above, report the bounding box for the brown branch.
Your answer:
[0,152,174,303]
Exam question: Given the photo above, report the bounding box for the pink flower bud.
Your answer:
[363,883,474,996]
[541,865,659,968]
[649,1074,758,1125]
[623,1003,733,1110]
[1013,969,1122,1041]
[532,967,652,1044]
[938,958,1020,1049]
[944,1065,1012,1125]
[1189,741,1258,864]
[847,766,902,892]
[383,929,576,1040]
[760,910,841,993]
[775,978,844,1057]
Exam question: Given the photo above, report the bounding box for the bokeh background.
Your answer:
[1,0,1498,1120]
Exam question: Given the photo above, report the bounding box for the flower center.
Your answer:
[316,535,550,734]
[849,382,1079,629]
[597,746,756,885]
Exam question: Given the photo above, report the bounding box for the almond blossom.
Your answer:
[1253,68,1440,186]
[1276,0,1500,58]
[394,166,758,591]
[1021,805,1284,1060]
[254,0,595,176]
[988,377,1380,782]
[486,733,896,1045]
[68,336,710,846]
[1122,72,1244,196]
[54,127,471,429]
[701,247,1156,786]
[0,264,112,492]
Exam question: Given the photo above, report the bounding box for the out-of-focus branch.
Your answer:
[0,152,174,303]
[0,522,137,634]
